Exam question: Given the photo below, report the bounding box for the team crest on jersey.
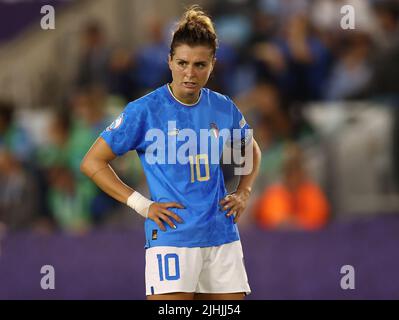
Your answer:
[106,113,124,131]
[210,122,219,138]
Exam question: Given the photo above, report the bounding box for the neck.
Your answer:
[168,82,200,105]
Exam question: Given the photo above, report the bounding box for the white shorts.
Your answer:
[145,240,251,296]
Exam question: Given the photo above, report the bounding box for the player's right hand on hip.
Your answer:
[148,202,184,231]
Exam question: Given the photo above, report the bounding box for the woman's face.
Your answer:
[168,44,215,104]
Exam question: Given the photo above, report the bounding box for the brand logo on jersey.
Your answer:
[167,128,179,136]
[106,114,124,131]
[210,122,219,138]
[239,116,246,129]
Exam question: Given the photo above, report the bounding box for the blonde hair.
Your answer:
[170,5,218,57]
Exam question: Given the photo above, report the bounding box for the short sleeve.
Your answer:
[229,99,253,149]
[100,102,147,156]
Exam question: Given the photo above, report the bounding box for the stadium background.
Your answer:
[0,0,398,299]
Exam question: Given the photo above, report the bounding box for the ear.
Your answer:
[168,54,173,70]
[210,57,217,73]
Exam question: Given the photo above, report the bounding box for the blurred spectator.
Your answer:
[0,100,34,164]
[0,100,39,230]
[68,85,110,173]
[372,0,399,50]
[68,86,118,226]
[107,47,137,102]
[235,82,315,188]
[362,2,399,98]
[134,16,171,94]
[36,110,71,171]
[30,86,118,233]
[252,13,331,102]
[325,33,372,100]
[350,2,399,189]
[235,83,286,188]
[75,21,111,89]
[255,144,329,230]
[0,147,39,230]
[207,41,239,96]
[35,111,83,233]
[207,0,255,95]
[47,165,91,234]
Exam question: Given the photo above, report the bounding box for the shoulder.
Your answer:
[204,87,231,103]
[124,86,165,114]
[203,88,234,108]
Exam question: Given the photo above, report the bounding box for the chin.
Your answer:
[182,87,199,95]
[185,89,197,95]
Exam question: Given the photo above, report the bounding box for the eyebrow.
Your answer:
[176,59,208,64]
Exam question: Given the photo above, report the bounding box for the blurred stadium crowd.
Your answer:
[0,0,398,235]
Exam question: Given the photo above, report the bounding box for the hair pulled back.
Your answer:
[170,5,218,57]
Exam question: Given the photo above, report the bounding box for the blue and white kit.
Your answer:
[101,84,252,294]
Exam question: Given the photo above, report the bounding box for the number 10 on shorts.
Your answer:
[157,253,180,281]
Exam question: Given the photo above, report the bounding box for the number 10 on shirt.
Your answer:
[189,154,210,182]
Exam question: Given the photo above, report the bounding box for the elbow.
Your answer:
[253,139,262,170]
[80,157,90,177]
[80,155,109,179]
[253,139,261,161]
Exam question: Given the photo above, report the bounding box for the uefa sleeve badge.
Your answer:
[106,113,124,131]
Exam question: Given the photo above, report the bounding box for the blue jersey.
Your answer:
[100,84,252,248]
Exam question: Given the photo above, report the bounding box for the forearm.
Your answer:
[92,165,134,204]
[81,160,133,204]
[84,161,157,218]
[236,139,261,194]
[80,136,156,218]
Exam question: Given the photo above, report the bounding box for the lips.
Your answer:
[183,82,197,89]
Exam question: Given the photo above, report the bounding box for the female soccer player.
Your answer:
[80,5,261,300]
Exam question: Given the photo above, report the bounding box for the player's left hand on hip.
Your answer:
[219,189,250,223]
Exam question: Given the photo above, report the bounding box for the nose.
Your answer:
[185,65,195,79]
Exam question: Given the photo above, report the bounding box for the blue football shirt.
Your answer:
[101,84,252,248]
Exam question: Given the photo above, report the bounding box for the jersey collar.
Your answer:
[166,83,202,107]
